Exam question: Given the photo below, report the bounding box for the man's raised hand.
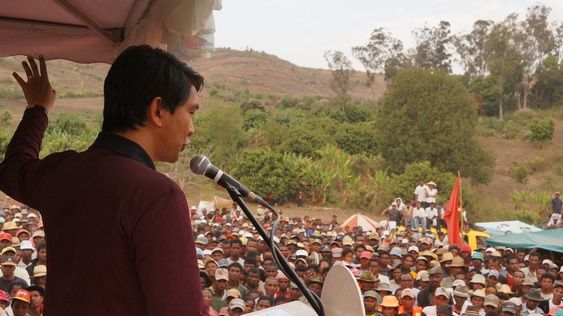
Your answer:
[12,55,56,113]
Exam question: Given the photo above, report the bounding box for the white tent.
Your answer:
[341,214,380,232]
[0,0,222,63]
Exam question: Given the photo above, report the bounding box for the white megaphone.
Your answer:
[246,262,365,316]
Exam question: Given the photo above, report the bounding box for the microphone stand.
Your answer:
[225,185,325,316]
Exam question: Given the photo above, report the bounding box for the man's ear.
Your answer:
[147,97,166,127]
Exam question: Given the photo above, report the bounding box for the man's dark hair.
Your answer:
[36,242,46,252]
[228,262,244,272]
[540,273,554,283]
[247,268,261,276]
[307,264,320,273]
[529,252,541,259]
[230,238,243,247]
[102,45,204,132]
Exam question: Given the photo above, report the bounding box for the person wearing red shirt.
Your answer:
[0,47,206,315]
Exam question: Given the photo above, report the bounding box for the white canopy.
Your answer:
[0,0,222,63]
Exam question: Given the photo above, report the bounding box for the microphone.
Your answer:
[190,155,267,206]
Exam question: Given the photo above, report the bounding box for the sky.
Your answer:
[213,0,563,70]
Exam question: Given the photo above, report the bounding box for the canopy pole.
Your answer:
[52,0,121,43]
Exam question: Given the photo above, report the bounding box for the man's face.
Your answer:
[471,297,484,308]
[508,259,519,272]
[529,255,540,268]
[155,87,199,163]
[430,273,443,288]
[416,260,427,271]
[38,248,47,262]
[229,308,243,316]
[364,297,377,313]
[400,274,414,289]
[540,277,553,291]
[212,251,223,262]
[246,241,257,253]
[0,240,11,249]
[20,249,33,261]
[229,267,241,282]
[402,296,414,308]
[382,306,397,316]
[1,264,15,277]
[213,279,227,292]
[454,295,467,308]
[265,279,278,296]
[380,254,390,266]
[279,279,290,291]
[246,272,260,287]
[230,243,241,258]
[526,299,539,310]
[553,286,562,300]
[30,291,43,306]
[12,300,29,316]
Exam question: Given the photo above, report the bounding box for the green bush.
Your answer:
[526,119,555,143]
[389,161,455,204]
[509,165,528,184]
[207,86,219,96]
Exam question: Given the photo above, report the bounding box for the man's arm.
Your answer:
[0,56,56,207]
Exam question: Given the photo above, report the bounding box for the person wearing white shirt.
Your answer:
[412,202,426,230]
[425,181,438,206]
[425,203,439,230]
[414,180,428,206]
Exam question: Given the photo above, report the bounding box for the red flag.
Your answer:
[444,176,462,245]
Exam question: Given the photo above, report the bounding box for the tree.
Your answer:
[531,55,563,107]
[352,28,409,86]
[189,107,247,168]
[375,68,494,183]
[453,20,493,76]
[485,14,524,119]
[518,5,558,109]
[413,21,453,73]
[469,75,500,116]
[324,50,354,100]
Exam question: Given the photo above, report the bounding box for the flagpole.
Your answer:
[457,171,464,243]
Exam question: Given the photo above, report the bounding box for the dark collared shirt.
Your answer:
[0,107,205,316]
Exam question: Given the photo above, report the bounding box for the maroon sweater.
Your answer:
[0,107,205,315]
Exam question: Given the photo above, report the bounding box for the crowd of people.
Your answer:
[0,202,46,316]
[0,179,561,316]
[190,181,562,315]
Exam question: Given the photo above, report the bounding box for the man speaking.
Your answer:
[0,46,206,315]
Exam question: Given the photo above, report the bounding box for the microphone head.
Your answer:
[190,155,211,175]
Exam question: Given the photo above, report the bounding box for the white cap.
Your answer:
[295,249,308,257]
[408,246,419,253]
[452,279,466,287]
[20,240,34,250]
[486,247,496,253]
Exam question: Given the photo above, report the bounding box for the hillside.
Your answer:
[0,48,382,115]
[190,48,384,100]
[0,50,560,222]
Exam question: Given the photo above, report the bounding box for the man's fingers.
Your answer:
[39,55,48,79]
[12,72,26,87]
[27,56,39,77]
[22,61,32,79]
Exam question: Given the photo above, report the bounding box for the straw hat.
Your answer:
[380,295,399,308]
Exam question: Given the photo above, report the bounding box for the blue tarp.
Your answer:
[485,228,563,253]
